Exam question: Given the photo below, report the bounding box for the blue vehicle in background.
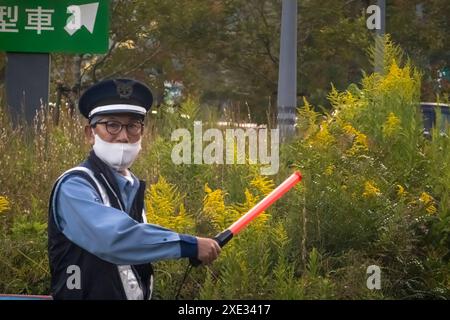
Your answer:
[420,102,450,137]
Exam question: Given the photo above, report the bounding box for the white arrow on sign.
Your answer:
[65,2,99,36]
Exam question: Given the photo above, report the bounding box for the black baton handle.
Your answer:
[189,230,233,267]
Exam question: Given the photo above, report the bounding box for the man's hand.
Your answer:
[196,237,221,265]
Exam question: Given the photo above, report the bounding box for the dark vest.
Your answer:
[48,151,153,300]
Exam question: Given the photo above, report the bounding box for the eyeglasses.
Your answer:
[93,120,144,136]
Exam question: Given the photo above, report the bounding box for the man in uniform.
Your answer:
[48,78,221,300]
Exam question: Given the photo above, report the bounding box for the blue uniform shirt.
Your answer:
[54,169,197,265]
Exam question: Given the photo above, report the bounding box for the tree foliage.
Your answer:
[2,1,446,122]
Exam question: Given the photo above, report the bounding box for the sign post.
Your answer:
[0,0,109,124]
[5,53,50,124]
[277,0,297,142]
[374,0,386,74]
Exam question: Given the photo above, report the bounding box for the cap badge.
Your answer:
[115,80,134,99]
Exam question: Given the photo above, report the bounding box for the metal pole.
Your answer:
[277,0,297,142]
[374,0,386,74]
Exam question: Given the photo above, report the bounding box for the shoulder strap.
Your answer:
[58,167,110,205]
[50,166,110,231]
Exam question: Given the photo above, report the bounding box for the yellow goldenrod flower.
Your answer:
[380,61,402,92]
[354,133,369,151]
[396,184,406,197]
[117,39,136,49]
[383,113,401,138]
[363,181,381,198]
[204,183,213,194]
[313,123,335,147]
[343,124,369,156]
[425,205,437,215]
[328,85,364,114]
[378,60,418,102]
[250,175,275,196]
[203,188,226,217]
[324,165,335,176]
[419,192,437,215]
[419,192,433,205]
[0,196,10,214]
[203,185,236,231]
[343,124,358,136]
[342,91,358,105]
[145,176,194,232]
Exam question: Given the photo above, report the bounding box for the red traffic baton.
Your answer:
[191,171,302,266]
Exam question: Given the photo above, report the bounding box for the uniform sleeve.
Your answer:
[54,176,198,265]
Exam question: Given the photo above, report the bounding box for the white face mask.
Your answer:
[92,133,142,171]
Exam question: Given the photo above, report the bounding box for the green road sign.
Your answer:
[0,0,109,54]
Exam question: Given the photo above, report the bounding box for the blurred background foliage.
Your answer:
[1,0,448,123]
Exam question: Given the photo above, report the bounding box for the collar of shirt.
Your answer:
[112,169,140,213]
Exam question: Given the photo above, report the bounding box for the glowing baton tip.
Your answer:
[293,171,302,182]
[229,171,302,235]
